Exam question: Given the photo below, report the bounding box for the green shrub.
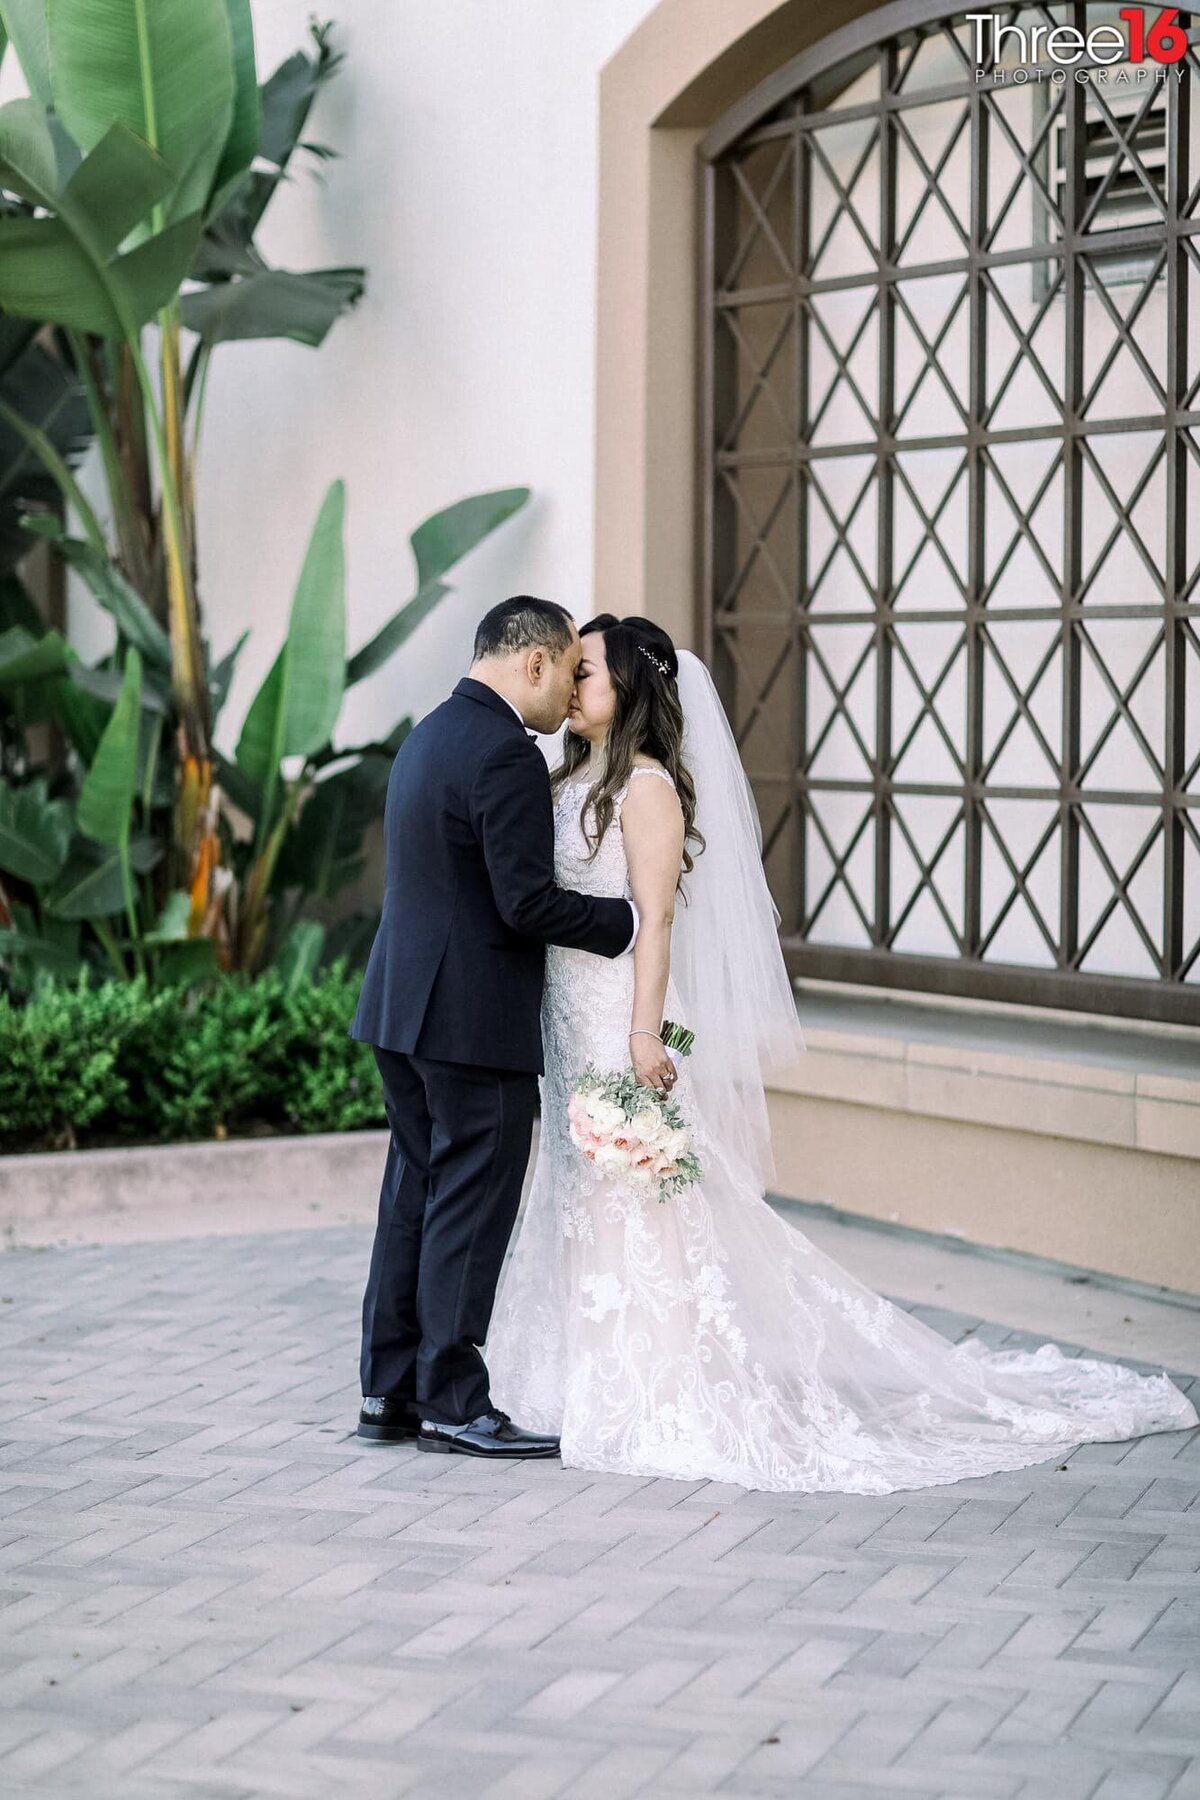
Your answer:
[0,962,384,1154]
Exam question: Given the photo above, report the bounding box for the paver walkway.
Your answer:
[0,1223,1198,1800]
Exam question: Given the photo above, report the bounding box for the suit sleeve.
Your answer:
[469,735,635,958]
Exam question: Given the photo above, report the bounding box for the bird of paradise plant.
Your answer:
[0,5,531,985]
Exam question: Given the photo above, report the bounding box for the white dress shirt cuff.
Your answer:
[623,899,640,955]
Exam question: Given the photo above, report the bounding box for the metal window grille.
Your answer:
[700,1,1200,1024]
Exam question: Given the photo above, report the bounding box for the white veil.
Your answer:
[671,649,807,1192]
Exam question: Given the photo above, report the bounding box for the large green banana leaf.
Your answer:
[0,0,50,105]
[76,643,140,846]
[0,921,82,978]
[51,675,110,765]
[0,623,69,685]
[19,512,170,665]
[276,754,390,899]
[236,480,345,828]
[47,0,235,225]
[0,774,73,883]
[346,488,531,686]
[44,831,159,918]
[276,918,324,994]
[207,629,249,728]
[69,659,169,716]
[210,0,260,213]
[0,111,203,336]
[180,266,365,349]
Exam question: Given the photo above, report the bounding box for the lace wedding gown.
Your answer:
[486,765,1198,1495]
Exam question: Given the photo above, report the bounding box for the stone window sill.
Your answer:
[773,978,1200,1161]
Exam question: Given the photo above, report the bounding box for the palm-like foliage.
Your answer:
[0,11,532,989]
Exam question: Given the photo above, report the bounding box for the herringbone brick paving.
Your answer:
[0,1223,1197,1800]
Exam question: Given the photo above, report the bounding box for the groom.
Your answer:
[349,596,638,1458]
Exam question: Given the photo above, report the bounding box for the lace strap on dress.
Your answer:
[620,765,676,800]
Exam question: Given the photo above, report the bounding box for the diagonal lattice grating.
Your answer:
[704,4,1200,1023]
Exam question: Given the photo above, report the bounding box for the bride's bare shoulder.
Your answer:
[621,760,683,833]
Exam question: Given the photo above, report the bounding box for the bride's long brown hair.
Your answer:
[551,614,704,892]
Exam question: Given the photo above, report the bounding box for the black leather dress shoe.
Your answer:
[417,1408,560,1459]
[357,1396,420,1441]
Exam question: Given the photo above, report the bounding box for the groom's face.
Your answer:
[523,622,583,734]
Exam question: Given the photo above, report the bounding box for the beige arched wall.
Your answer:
[594,0,883,643]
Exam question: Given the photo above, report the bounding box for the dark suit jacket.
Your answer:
[349,677,635,1073]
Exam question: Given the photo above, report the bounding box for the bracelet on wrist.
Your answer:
[629,1029,662,1043]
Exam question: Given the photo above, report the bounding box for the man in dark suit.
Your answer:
[349,596,638,1458]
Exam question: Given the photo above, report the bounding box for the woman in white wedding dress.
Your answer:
[486,616,1197,1495]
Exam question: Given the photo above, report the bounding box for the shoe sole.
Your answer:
[357,1422,419,1442]
[416,1437,560,1458]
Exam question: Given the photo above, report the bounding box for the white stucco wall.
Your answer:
[212,0,665,753]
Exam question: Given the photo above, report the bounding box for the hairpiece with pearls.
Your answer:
[637,643,671,676]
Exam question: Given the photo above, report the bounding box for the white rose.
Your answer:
[592,1100,627,1135]
[631,1104,665,1144]
[595,1142,632,1174]
[661,1126,690,1161]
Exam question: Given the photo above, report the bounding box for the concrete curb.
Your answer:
[0,1130,391,1228]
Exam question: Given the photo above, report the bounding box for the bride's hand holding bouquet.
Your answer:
[566,1022,700,1203]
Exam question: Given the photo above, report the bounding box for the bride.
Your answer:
[486,614,1198,1494]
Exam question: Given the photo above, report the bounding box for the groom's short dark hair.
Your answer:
[473,595,575,661]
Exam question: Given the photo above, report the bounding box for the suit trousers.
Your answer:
[360,1046,538,1425]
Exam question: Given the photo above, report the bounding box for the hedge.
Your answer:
[0,962,386,1154]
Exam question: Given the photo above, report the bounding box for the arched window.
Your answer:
[701,2,1200,1023]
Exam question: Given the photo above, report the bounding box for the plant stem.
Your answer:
[64,328,141,570]
[118,829,144,978]
[92,916,128,980]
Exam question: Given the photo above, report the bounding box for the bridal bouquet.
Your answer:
[567,1026,701,1202]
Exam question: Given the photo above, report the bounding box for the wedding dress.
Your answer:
[486,691,1197,1496]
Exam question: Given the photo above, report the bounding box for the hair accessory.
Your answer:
[637,643,671,676]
